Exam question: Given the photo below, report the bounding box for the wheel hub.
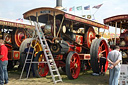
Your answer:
[74,63,78,68]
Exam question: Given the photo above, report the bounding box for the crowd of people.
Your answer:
[0,39,123,85]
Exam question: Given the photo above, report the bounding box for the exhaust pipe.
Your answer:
[55,0,63,10]
[56,0,62,7]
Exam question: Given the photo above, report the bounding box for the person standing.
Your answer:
[0,39,8,85]
[24,43,35,77]
[99,53,106,75]
[107,46,122,85]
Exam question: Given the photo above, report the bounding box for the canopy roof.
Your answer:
[23,7,109,29]
[0,18,35,29]
[104,14,128,29]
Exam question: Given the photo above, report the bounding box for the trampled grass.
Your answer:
[7,68,109,85]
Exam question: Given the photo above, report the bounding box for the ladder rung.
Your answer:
[32,61,47,63]
[46,54,52,56]
[54,75,59,77]
[44,49,49,51]
[52,69,57,72]
[42,39,45,41]
[26,62,32,63]
[48,59,53,62]
[26,59,32,60]
[43,45,46,47]
[50,64,55,66]
[26,61,47,63]
[55,80,62,83]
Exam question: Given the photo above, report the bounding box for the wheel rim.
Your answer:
[85,27,95,48]
[15,29,27,47]
[97,40,109,72]
[38,53,49,77]
[70,53,80,79]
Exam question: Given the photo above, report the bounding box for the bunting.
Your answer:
[84,5,90,10]
[69,6,75,11]
[76,6,82,10]
[16,18,23,22]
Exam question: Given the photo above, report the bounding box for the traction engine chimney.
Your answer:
[55,0,63,10]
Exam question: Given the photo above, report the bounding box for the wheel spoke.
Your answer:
[75,59,79,64]
[100,50,106,54]
[39,68,43,75]
[100,43,104,48]
[73,57,76,62]
[71,69,75,76]
[70,62,75,68]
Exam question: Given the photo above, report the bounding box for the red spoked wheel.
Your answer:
[90,39,109,73]
[66,51,81,79]
[34,51,49,77]
[85,27,96,48]
[13,28,27,49]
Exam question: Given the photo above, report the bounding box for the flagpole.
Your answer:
[93,4,103,20]
[90,6,92,18]
[93,3,103,15]
[93,9,99,15]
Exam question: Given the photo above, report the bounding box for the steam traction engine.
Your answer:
[0,18,34,68]
[21,7,110,79]
[104,14,128,64]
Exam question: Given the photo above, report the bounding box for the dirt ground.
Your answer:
[7,68,109,85]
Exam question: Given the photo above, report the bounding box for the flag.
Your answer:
[16,18,23,22]
[93,4,103,9]
[69,6,75,11]
[76,6,82,10]
[84,5,90,10]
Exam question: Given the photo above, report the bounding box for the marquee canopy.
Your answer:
[104,14,128,29]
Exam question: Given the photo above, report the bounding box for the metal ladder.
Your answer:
[19,29,39,79]
[35,22,62,84]
[20,21,62,84]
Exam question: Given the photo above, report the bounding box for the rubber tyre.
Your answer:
[66,51,80,79]
[90,39,109,73]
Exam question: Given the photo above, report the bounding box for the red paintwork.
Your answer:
[65,14,109,29]
[13,51,20,60]
[38,53,49,77]
[79,54,90,60]
[97,40,109,72]
[70,53,80,79]
[15,29,27,47]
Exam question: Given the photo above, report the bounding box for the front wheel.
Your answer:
[66,51,81,79]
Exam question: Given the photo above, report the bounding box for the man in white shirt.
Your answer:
[107,46,122,85]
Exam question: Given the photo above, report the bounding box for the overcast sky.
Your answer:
[0,0,128,33]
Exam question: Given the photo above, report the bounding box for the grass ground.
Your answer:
[7,68,109,85]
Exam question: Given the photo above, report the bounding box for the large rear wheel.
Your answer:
[90,39,109,73]
[66,51,81,79]
[34,51,49,77]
